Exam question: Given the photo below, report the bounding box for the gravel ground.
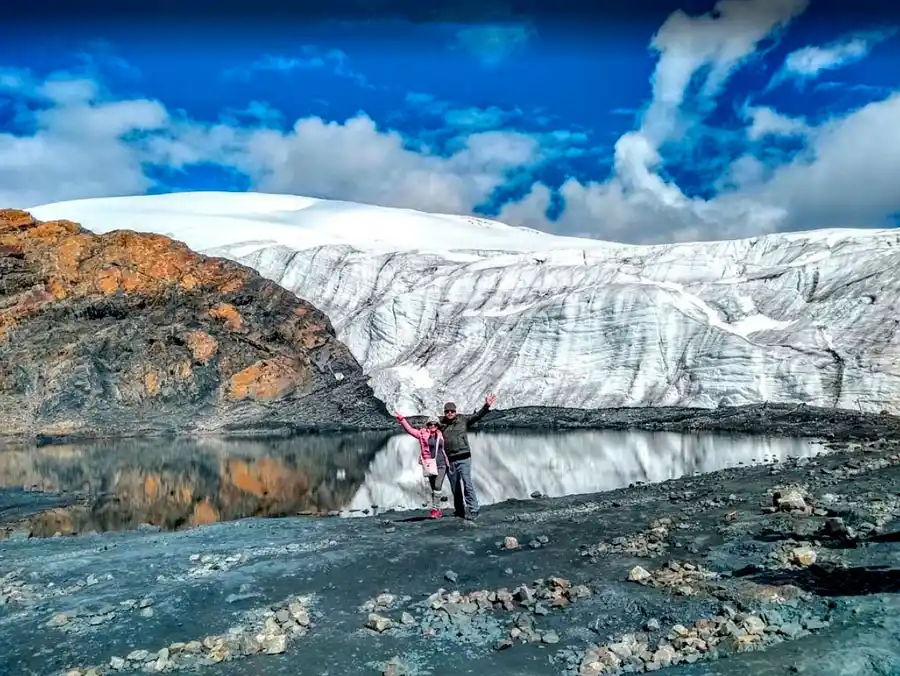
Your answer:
[2,436,900,676]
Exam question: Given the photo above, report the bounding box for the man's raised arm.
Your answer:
[466,393,497,426]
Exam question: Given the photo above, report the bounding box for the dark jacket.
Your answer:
[440,404,490,462]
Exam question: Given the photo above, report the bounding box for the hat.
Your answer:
[426,416,440,425]
[443,401,457,412]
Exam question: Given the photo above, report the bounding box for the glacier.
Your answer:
[30,191,900,416]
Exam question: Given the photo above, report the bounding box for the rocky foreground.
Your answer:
[0,210,391,438]
[2,437,900,675]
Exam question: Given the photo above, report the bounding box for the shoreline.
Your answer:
[3,402,899,445]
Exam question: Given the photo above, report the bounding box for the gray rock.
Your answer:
[542,630,560,644]
[400,612,416,625]
[382,656,408,676]
[275,609,291,624]
[780,622,803,638]
[367,614,392,633]
[139,607,154,618]
[534,603,549,616]
[109,656,126,670]
[645,618,661,631]
[444,570,458,584]
[537,535,550,544]
[138,598,153,608]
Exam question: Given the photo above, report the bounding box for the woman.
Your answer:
[394,412,448,518]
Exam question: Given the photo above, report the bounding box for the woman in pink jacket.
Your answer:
[393,412,449,518]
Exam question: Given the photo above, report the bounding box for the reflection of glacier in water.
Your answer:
[345,430,827,513]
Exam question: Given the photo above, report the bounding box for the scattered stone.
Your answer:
[382,656,408,676]
[367,613,392,633]
[573,601,830,676]
[140,607,154,618]
[791,547,817,567]
[823,517,852,539]
[401,612,416,625]
[645,618,660,631]
[542,630,560,644]
[504,537,520,550]
[627,566,652,583]
[772,486,810,513]
[445,570,458,584]
[584,519,674,559]
[65,594,313,673]
[530,491,543,499]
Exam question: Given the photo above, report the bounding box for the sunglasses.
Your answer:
[426,422,438,427]
[444,409,456,414]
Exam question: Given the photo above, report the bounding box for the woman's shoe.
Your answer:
[428,508,442,519]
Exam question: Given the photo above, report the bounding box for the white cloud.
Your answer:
[0,69,544,217]
[779,28,897,80]
[500,0,814,242]
[642,0,810,143]
[744,105,808,140]
[451,24,535,66]
[5,1,900,246]
[224,46,370,87]
[0,72,169,207]
[735,92,900,230]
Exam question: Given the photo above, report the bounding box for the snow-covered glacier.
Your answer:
[30,191,900,415]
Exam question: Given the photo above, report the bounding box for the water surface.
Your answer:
[0,430,826,536]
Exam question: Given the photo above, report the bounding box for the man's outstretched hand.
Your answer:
[486,393,497,408]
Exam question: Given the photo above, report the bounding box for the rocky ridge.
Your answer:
[0,209,392,439]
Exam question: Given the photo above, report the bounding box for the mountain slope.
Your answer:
[31,192,900,416]
[0,208,391,438]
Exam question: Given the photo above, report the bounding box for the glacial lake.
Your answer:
[0,430,828,536]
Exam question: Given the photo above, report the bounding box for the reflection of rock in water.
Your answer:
[346,430,826,512]
[0,433,390,535]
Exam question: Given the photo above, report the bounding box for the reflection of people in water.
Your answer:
[393,412,449,519]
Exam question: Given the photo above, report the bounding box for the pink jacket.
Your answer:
[396,415,448,467]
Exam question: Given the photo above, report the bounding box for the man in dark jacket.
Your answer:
[440,393,497,520]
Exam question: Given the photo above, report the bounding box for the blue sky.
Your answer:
[0,0,898,243]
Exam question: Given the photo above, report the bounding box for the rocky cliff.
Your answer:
[0,209,392,438]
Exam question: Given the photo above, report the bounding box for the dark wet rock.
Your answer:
[445,570,458,584]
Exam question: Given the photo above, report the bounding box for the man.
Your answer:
[440,393,497,520]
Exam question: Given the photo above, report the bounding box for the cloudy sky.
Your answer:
[1,0,898,243]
